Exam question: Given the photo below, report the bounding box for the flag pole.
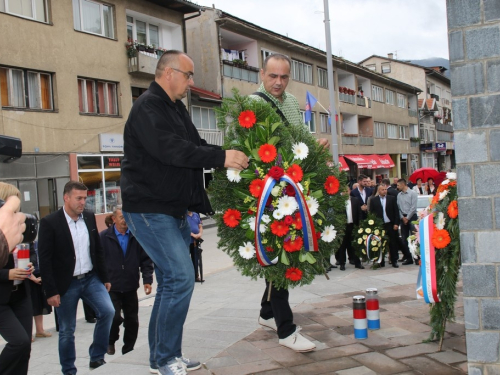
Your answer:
[323,0,339,165]
[315,100,329,113]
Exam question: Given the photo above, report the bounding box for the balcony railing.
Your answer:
[408,109,418,117]
[222,61,259,84]
[128,52,158,77]
[436,122,454,132]
[341,134,374,146]
[359,136,374,146]
[356,96,372,108]
[198,130,224,146]
[410,141,420,148]
[339,93,355,104]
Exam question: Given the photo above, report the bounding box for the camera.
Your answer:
[0,199,38,243]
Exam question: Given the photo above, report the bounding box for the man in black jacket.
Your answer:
[101,207,153,356]
[38,181,114,374]
[350,174,373,220]
[120,50,248,375]
[369,184,401,268]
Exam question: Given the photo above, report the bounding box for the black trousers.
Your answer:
[400,214,417,260]
[260,280,295,339]
[189,243,200,279]
[108,290,139,354]
[384,223,400,264]
[0,284,33,375]
[335,223,361,266]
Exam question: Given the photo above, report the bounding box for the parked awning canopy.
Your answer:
[190,86,222,102]
[343,154,395,169]
[338,156,349,171]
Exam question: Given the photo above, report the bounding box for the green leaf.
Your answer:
[280,250,290,265]
[234,190,253,200]
[268,136,280,146]
[256,125,267,142]
[245,229,254,240]
[240,171,257,179]
[271,122,281,133]
[310,190,323,199]
[244,138,251,151]
[240,222,250,230]
[317,210,326,220]
[305,252,317,264]
[299,252,307,262]
[251,149,262,161]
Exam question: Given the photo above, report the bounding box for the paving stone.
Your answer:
[257,369,295,375]
[225,340,271,363]
[442,336,468,354]
[355,332,400,350]
[301,323,330,333]
[454,362,468,373]
[308,314,352,328]
[306,329,358,348]
[352,352,410,374]
[262,346,314,367]
[445,322,466,337]
[385,343,439,359]
[250,338,282,350]
[210,359,282,375]
[388,332,430,346]
[335,366,377,375]
[288,357,360,374]
[374,326,412,339]
[427,350,468,364]
[306,343,371,361]
[246,328,277,342]
[205,355,240,369]
[400,356,464,374]
[383,317,431,333]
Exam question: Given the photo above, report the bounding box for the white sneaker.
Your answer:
[158,358,187,375]
[258,316,277,331]
[279,327,316,352]
[150,367,159,374]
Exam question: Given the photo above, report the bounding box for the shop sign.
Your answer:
[99,133,124,152]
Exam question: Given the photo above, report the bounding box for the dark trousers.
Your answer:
[189,243,199,280]
[384,223,400,264]
[335,223,361,266]
[109,290,139,355]
[0,284,33,375]
[260,280,295,339]
[400,214,417,260]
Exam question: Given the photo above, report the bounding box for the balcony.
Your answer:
[339,93,355,104]
[359,136,374,146]
[356,96,372,108]
[408,109,418,117]
[436,122,454,132]
[128,52,160,78]
[341,134,374,146]
[222,60,259,84]
[198,130,224,146]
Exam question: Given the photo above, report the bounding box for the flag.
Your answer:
[305,91,318,123]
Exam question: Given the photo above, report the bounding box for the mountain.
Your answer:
[407,57,450,78]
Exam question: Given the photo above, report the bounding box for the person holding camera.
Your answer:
[186,211,203,282]
[0,182,34,375]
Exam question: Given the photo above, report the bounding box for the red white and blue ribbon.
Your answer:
[365,234,383,263]
[254,174,319,267]
[418,214,440,303]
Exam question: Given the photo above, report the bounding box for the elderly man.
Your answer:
[121,50,248,375]
[396,179,417,265]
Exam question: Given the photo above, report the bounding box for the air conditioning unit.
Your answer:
[0,135,22,163]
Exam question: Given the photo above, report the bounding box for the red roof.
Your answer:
[189,86,222,100]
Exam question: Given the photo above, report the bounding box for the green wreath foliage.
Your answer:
[208,89,347,290]
[352,212,388,266]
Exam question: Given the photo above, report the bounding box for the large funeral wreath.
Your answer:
[209,90,347,290]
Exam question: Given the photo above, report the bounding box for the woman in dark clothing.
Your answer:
[426,178,437,196]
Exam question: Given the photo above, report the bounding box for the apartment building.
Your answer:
[186,8,422,182]
[360,54,454,171]
[0,0,199,221]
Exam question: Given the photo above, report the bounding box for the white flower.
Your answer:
[305,196,319,216]
[446,172,457,180]
[280,181,287,187]
[439,189,449,201]
[442,179,450,185]
[408,238,417,258]
[277,196,298,216]
[238,242,255,259]
[321,225,337,242]
[292,142,309,160]
[261,214,271,224]
[247,216,266,232]
[226,168,241,183]
[436,212,446,230]
[273,210,284,220]
[271,186,281,197]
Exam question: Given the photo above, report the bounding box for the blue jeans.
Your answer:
[56,272,114,374]
[123,212,193,368]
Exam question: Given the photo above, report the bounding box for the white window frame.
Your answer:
[126,15,160,48]
[300,110,316,133]
[191,105,217,130]
[78,77,118,115]
[292,60,313,84]
[374,122,385,138]
[261,49,277,66]
[1,0,48,22]
[385,89,395,105]
[319,113,330,133]
[410,123,419,138]
[387,124,398,139]
[381,63,391,73]
[365,64,376,71]
[429,130,435,142]
[399,125,408,140]
[317,67,328,89]
[397,93,406,108]
[372,85,384,102]
[73,0,115,39]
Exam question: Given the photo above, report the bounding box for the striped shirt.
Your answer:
[250,84,304,126]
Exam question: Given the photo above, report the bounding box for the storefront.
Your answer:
[342,154,396,183]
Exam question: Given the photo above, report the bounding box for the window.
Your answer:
[381,63,391,73]
[397,93,406,108]
[73,0,114,39]
[399,125,408,139]
[365,64,376,71]
[0,66,53,110]
[127,15,159,47]
[0,0,48,22]
[319,113,330,133]
[261,49,276,65]
[131,87,146,103]
[317,67,328,88]
[374,122,385,138]
[429,130,435,142]
[410,124,418,138]
[191,106,217,130]
[372,85,384,102]
[78,77,118,115]
[385,89,395,105]
[300,110,315,133]
[387,124,398,139]
[292,60,312,84]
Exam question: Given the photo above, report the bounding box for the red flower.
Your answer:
[270,220,290,237]
[258,144,277,163]
[285,267,303,282]
[268,166,285,181]
[247,209,254,214]
[286,164,303,183]
[324,176,340,195]
[284,236,303,252]
[265,246,274,252]
[432,228,451,249]
[249,179,265,198]
[223,209,241,228]
[284,215,293,225]
[448,200,458,219]
[238,110,257,128]
[285,185,296,197]
[316,231,321,239]
[292,212,303,230]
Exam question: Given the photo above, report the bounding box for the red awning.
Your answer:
[344,154,395,169]
[189,86,222,101]
[343,154,373,168]
[338,156,349,171]
[375,154,395,168]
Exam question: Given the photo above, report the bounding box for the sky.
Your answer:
[192,0,449,63]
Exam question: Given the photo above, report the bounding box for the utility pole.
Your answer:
[323,0,339,164]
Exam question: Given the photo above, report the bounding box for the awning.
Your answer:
[343,154,372,168]
[344,154,395,169]
[338,156,349,171]
[372,154,395,168]
[189,86,222,102]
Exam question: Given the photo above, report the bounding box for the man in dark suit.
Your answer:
[38,181,114,375]
[382,178,399,198]
[350,174,373,220]
[369,184,401,268]
[336,187,364,270]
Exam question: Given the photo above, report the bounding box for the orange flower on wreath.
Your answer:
[249,179,265,198]
[286,164,303,183]
[238,110,256,128]
[292,212,303,230]
[270,220,290,237]
[258,144,277,163]
[448,200,458,219]
[449,181,457,187]
[223,209,241,228]
[432,228,451,249]
[285,267,303,281]
[324,175,340,195]
[284,236,303,252]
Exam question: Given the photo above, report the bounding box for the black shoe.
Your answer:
[402,259,414,265]
[398,258,406,262]
[330,264,338,269]
[326,266,332,272]
[392,263,399,268]
[380,262,385,267]
[86,318,97,324]
[355,264,365,269]
[335,261,340,265]
[107,344,115,355]
[349,260,355,265]
[89,359,106,369]
[340,264,346,271]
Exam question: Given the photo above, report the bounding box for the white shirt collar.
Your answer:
[63,207,83,224]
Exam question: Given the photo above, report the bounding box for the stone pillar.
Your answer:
[447,0,500,372]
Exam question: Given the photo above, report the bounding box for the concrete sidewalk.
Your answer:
[23,226,466,374]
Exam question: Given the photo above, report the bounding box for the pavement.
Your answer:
[20,221,467,374]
